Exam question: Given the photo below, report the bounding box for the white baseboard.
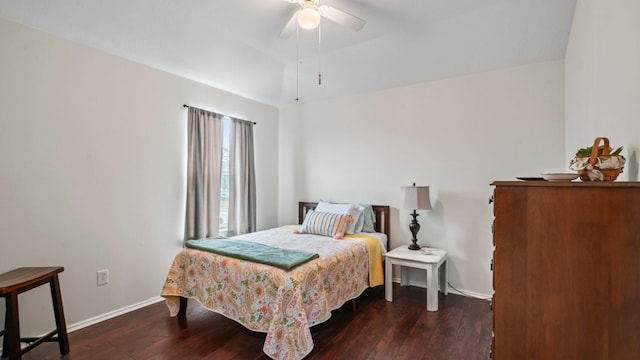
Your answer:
[391,277,491,300]
[67,296,166,333]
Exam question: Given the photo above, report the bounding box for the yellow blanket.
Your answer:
[283,225,384,286]
[344,233,384,287]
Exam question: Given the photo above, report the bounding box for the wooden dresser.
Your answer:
[490,181,640,360]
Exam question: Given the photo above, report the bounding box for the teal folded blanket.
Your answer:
[185,238,319,271]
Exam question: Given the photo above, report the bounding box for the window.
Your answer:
[184,106,255,241]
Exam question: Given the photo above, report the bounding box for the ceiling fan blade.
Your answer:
[318,5,365,31]
[279,11,298,38]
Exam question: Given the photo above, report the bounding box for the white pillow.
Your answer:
[315,201,353,214]
[353,205,366,233]
[346,206,363,234]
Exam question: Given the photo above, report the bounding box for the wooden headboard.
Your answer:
[298,202,391,249]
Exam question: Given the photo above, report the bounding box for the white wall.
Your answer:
[279,61,566,296]
[565,0,640,179]
[0,18,279,335]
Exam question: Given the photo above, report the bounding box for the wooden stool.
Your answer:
[0,267,70,360]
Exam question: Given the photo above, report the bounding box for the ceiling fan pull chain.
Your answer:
[296,23,300,101]
[318,20,322,85]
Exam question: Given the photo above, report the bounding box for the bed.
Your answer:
[160,201,390,360]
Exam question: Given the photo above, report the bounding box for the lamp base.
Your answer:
[408,210,422,250]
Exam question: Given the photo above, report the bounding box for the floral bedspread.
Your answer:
[161,227,375,360]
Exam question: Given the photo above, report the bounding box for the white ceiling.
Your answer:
[0,0,576,107]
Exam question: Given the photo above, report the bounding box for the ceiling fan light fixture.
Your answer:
[297,8,320,29]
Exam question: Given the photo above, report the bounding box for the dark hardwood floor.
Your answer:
[17,284,491,360]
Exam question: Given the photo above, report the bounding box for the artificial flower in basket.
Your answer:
[569,137,625,181]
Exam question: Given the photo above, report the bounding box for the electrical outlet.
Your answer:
[97,269,109,286]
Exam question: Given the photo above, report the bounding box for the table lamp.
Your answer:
[402,183,432,250]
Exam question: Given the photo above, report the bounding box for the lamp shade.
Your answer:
[402,185,432,210]
[297,8,321,29]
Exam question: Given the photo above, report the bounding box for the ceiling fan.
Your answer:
[279,0,366,38]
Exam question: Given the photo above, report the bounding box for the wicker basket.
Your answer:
[570,137,625,181]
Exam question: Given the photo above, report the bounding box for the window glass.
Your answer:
[219,118,230,235]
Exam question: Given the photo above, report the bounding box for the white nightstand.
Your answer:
[384,246,448,311]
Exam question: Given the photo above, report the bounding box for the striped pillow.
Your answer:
[300,210,350,239]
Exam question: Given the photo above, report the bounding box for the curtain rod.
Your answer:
[183,104,256,125]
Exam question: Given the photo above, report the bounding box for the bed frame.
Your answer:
[298,202,391,250]
[177,202,391,316]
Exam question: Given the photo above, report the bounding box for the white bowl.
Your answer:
[541,173,579,181]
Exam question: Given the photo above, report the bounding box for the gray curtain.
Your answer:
[227,118,256,236]
[184,107,223,241]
